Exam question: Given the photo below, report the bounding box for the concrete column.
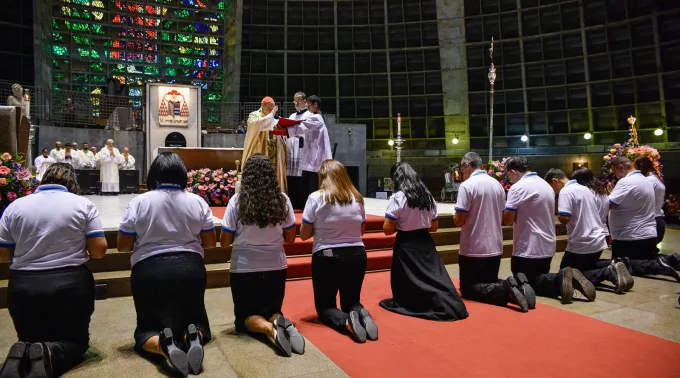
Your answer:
[436,0,469,151]
[223,0,244,102]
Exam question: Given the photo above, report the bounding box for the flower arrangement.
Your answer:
[601,143,663,184]
[0,153,38,215]
[488,157,513,191]
[186,167,237,206]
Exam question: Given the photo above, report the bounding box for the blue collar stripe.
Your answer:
[158,184,183,190]
[472,170,486,177]
[524,172,537,178]
[566,180,577,186]
[36,184,68,193]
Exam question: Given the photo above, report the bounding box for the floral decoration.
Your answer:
[601,143,663,184]
[0,153,38,215]
[186,168,237,206]
[488,157,513,191]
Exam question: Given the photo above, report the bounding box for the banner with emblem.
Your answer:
[158,87,190,126]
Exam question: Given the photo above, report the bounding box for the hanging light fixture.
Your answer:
[584,132,592,140]
[452,134,459,144]
[520,135,528,142]
[654,128,663,136]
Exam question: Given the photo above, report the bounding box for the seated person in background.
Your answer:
[301,160,378,343]
[545,168,633,294]
[220,154,304,357]
[455,152,533,313]
[0,163,108,378]
[503,156,595,304]
[380,162,469,321]
[117,152,217,376]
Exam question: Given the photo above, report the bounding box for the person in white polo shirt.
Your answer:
[545,168,633,294]
[117,152,217,376]
[220,154,304,357]
[300,159,378,343]
[380,162,468,321]
[608,156,679,282]
[454,152,532,313]
[286,91,309,209]
[503,156,592,305]
[0,163,108,378]
[634,157,666,245]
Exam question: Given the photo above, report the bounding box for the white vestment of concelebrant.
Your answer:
[119,154,136,170]
[34,155,55,181]
[289,113,332,173]
[79,150,96,169]
[98,147,121,192]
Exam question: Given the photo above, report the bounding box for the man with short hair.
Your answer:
[544,168,633,293]
[286,91,308,209]
[50,141,63,161]
[608,156,679,281]
[59,143,80,169]
[119,147,136,170]
[503,156,594,305]
[79,143,96,169]
[454,152,532,313]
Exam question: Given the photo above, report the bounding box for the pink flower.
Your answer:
[495,172,502,177]
[7,192,17,201]
[227,177,234,184]
[220,184,224,189]
[0,178,6,186]
[199,178,205,182]
[0,166,10,175]
[222,195,228,201]
[603,155,611,161]
[199,190,206,197]
[609,149,617,154]
[613,143,621,148]
[1,153,12,161]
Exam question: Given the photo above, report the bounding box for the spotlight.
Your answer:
[452,137,459,144]
[654,128,663,136]
[388,139,394,146]
[520,135,528,142]
[584,132,592,140]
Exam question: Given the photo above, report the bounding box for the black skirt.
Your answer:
[130,252,211,352]
[380,229,469,321]
[230,268,287,333]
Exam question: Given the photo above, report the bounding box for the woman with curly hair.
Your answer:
[220,154,303,357]
[379,162,468,321]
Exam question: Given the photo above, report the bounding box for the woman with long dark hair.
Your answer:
[220,154,303,357]
[634,157,666,244]
[300,160,378,343]
[379,162,468,321]
[0,163,108,378]
[572,167,610,245]
[118,152,217,376]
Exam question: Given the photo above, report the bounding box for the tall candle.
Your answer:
[397,113,401,135]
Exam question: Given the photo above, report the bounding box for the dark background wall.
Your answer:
[0,1,34,84]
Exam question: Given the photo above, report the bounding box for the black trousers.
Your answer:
[301,170,319,205]
[7,265,95,376]
[131,252,211,352]
[312,246,367,332]
[511,256,562,298]
[230,268,287,333]
[286,175,305,210]
[559,251,612,285]
[611,238,665,277]
[656,216,666,245]
[458,255,509,306]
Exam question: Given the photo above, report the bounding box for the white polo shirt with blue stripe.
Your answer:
[222,193,296,273]
[0,184,104,270]
[302,190,366,253]
[119,184,216,266]
[558,180,608,254]
[608,170,656,241]
[505,172,557,258]
[385,191,438,231]
[455,170,506,257]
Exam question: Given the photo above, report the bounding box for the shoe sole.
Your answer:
[516,273,536,310]
[359,309,379,341]
[0,342,28,378]
[276,316,305,355]
[613,262,633,293]
[26,343,50,378]
[186,324,204,375]
[348,311,367,343]
[658,258,680,284]
[561,268,574,304]
[507,277,529,313]
[273,322,292,357]
[572,269,596,301]
[161,328,189,377]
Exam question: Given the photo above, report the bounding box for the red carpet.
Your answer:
[282,272,680,378]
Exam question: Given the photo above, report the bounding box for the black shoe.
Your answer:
[276,316,304,355]
[657,257,680,283]
[26,343,52,378]
[272,318,292,357]
[515,273,536,310]
[560,267,575,304]
[347,311,367,343]
[666,253,680,271]
[359,308,379,341]
[505,276,529,313]
[571,269,596,301]
[186,324,204,375]
[160,328,189,377]
[614,257,633,276]
[0,341,28,378]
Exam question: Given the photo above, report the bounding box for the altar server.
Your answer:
[301,160,378,343]
[97,139,121,195]
[59,143,80,169]
[119,147,136,170]
[608,157,679,282]
[117,152,216,376]
[634,157,666,244]
[79,143,96,169]
[242,97,287,191]
[220,154,304,357]
[286,91,308,209]
[49,141,63,161]
[545,168,633,293]
[380,162,468,321]
[454,152,532,312]
[284,95,332,203]
[503,156,595,304]
[0,163,107,378]
[34,148,56,181]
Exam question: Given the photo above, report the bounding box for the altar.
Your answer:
[155,147,243,171]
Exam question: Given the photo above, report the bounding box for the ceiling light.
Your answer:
[584,132,592,140]
[452,137,459,144]
[388,139,394,146]
[654,128,663,136]
[520,135,528,142]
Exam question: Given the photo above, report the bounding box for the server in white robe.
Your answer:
[49,141,63,161]
[283,95,332,203]
[34,149,56,181]
[97,139,121,194]
[286,91,309,209]
[78,143,96,169]
[59,143,81,169]
[119,147,136,170]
